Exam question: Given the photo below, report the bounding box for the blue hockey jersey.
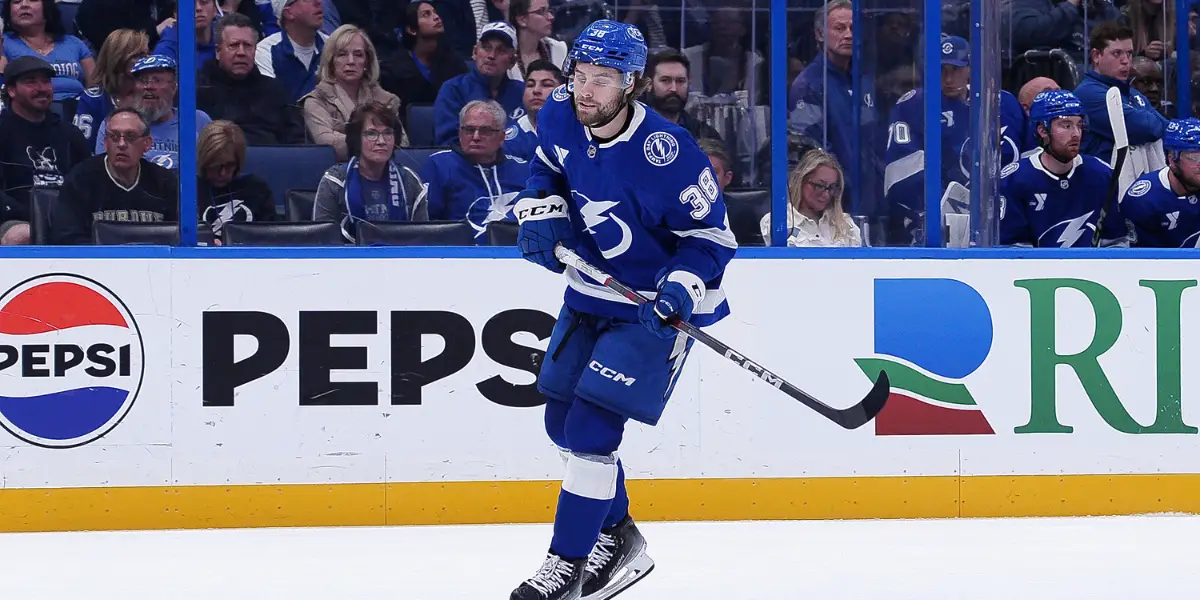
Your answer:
[1000,90,1028,169]
[1122,168,1200,248]
[526,85,738,326]
[73,87,113,150]
[999,151,1126,247]
[883,89,971,243]
[504,115,539,162]
[419,147,530,242]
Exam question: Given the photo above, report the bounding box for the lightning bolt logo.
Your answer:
[1055,211,1095,247]
[575,191,633,259]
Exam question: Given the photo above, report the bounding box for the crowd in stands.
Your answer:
[0,0,1198,248]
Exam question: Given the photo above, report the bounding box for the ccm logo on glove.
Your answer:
[515,195,568,222]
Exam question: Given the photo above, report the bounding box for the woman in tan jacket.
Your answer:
[301,24,409,161]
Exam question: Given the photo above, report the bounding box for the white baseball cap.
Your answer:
[479,21,517,47]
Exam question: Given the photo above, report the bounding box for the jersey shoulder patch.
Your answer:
[1127,179,1153,198]
[643,131,680,167]
[505,125,518,140]
[897,89,918,104]
[551,84,571,102]
[1001,161,1020,178]
[83,86,104,99]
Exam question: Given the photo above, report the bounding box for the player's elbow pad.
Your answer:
[514,194,569,224]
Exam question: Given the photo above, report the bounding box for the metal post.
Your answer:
[1178,0,1192,118]
[769,0,788,247]
[923,0,943,247]
[179,0,198,246]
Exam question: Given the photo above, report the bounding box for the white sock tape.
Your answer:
[562,452,619,500]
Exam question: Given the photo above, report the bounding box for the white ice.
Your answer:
[2,515,1197,599]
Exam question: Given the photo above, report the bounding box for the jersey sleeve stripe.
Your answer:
[884,150,925,196]
[670,223,739,249]
[565,267,727,314]
[535,145,562,174]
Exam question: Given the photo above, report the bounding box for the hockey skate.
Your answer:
[581,515,655,599]
[511,552,587,600]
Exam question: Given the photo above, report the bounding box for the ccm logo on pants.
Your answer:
[589,360,636,386]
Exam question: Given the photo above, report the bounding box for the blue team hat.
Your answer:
[1163,118,1200,153]
[130,54,177,75]
[567,20,648,81]
[1029,89,1085,127]
[940,36,969,67]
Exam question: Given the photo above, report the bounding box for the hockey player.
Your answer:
[508,19,737,600]
[883,35,972,245]
[999,90,1126,247]
[1122,118,1200,248]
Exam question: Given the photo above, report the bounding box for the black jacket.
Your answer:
[196,60,307,145]
[331,0,407,55]
[76,0,175,51]
[0,110,91,223]
[1010,0,1122,62]
[51,155,179,245]
[380,42,468,114]
[198,173,277,238]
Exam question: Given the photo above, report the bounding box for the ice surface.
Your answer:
[3,515,1198,599]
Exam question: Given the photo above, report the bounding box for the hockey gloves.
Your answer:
[514,193,576,273]
[639,269,705,339]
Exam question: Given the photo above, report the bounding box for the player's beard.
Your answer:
[576,90,628,129]
[1173,164,1200,194]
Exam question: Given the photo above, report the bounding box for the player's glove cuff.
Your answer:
[663,270,705,312]
[514,194,569,223]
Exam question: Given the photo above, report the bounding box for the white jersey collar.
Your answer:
[1029,148,1082,180]
[584,102,647,149]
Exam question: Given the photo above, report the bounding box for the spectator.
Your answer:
[0,56,90,245]
[154,0,219,67]
[95,55,214,169]
[643,49,723,143]
[75,0,176,53]
[619,0,669,51]
[198,13,307,145]
[302,24,406,162]
[257,0,330,102]
[197,120,277,240]
[504,58,563,161]
[436,0,510,60]
[1,0,95,100]
[328,0,406,56]
[420,99,528,241]
[50,108,179,245]
[433,21,524,146]
[683,8,766,103]
[789,0,882,217]
[1131,55,1167,116]
[759,148,861,247]
[1123,0,1175,61]
[697,137,735,190]
[1018,76,1061,113]
[380,0,467,112]
[508,0,566,81]
[1009,0,1121,64]
[1075,21,1167,161]
[75,28,149,150]
[321,0,340,36]
[314,102,428,243]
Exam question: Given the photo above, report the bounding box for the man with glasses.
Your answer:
[94,55,213,169]
[1123,118,1200,247]
[50,108,179,245]
[420,99,528,242]
[999,90,1125,247]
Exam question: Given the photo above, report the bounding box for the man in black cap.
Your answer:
[0,56,91,245]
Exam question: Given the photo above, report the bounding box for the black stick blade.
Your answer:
[830,370,891,430]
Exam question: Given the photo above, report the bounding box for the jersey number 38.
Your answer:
[679,168,720,219]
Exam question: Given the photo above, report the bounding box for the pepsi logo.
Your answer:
[0,274,144,448]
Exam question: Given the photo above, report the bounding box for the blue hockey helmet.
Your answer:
[1163,118,1200,153]
[566,20,648,86]
[1029,89,1085,130]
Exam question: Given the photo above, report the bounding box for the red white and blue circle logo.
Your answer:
[0,274,144,448]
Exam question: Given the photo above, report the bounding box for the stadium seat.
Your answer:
[724,188,770,247]
[486,220,519,246]
[393,146,446,173]
[285,189,317,221]
[1004,49,1081,95]
[242,145,337,209]
[57,1,80,35]
[222,221,344,246]
[354,220,476,246]
[29,188,57,245]
[406,104,436,147]
[92,221,180,245]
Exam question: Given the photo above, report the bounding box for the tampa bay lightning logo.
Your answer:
[574,190,633,259]
[627,26,644,42]
[505,125,518,140]
[1128,180,1152,198]
[468,192,521,237]
[643,132,678,167]
[552,85,570,102]
[152,154,174,169]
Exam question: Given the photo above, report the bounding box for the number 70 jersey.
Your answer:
[525,85,738,326]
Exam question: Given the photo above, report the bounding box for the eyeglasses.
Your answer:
[525,6,552,16]
[105,131,145,144]
[135,74,174,87]
[805,179,841,196]
[362,129,395,142]
[460,126,502,136]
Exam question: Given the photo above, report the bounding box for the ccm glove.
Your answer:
[639,269,705,339]
[514,193,576,273]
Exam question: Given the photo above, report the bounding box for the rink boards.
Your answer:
[2,248,1200,532]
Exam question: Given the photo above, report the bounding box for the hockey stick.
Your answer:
[553,246,891,430]
[1093,86,1129,247]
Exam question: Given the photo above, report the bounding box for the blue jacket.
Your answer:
[256,31,327,103]
[154,24,216,68]
[433,65,525,147]
[503,115,539,162]
[419,146,530,242]
[1075,70,1168,162]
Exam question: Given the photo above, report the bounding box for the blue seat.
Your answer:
[57,1,80,35]
[242,145,337,210]
[392,146,447,174]
[406,104,436,147]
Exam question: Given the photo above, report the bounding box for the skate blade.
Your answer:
[582,553,655,600]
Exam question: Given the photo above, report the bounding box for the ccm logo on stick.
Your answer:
[201,309,555,408]
[589,360,636,386]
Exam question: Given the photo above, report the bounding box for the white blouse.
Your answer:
[759,205,863,247]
